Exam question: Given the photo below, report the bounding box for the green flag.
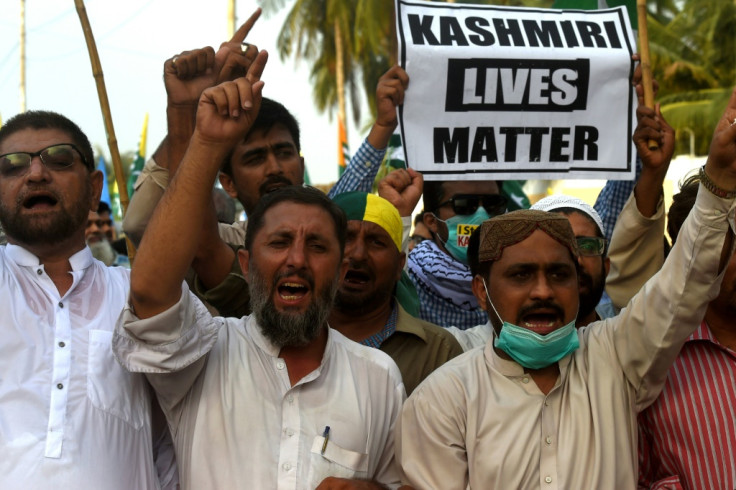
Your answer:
[127,113,149,198]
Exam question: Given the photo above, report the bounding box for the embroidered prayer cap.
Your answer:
[332,191,403,251]
[531,194,606,237]
[478,209,579,263]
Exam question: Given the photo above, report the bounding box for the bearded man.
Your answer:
[114,61,404,490]
[0,111,173,488]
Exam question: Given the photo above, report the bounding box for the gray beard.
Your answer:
[248,266,337,349]
[88,239,117,266]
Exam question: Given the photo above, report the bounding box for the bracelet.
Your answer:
[699,165,736,199]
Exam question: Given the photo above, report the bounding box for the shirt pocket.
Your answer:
[307,434,369,486]
[87,329,146,429]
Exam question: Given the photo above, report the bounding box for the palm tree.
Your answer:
[647,0,736,155]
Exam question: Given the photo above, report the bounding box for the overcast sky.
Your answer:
[0,0,364,185]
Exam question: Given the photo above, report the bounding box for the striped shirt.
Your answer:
[360,305,399,349]
[638,321,736,490]
[327,138,385,198]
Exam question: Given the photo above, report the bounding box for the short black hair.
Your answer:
[668,174,700,245]
[0,110,94,171]
[244,185,346,254]
[97,201,112,215]
[221,98,301,176]
[422,181,446,213]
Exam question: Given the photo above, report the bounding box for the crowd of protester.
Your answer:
[1,7,734,490]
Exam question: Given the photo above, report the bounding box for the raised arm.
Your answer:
[329,65,410,197]
[606,67,675,309]
[123,10,262,245]
[129,52,268,319]
[604,86,736,409]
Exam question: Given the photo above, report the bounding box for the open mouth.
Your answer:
[343,269,371,286]
[23,193,58,210]
[259,176,293,196]
[277,281,309,301]
[520,312,561,335]
[264,182,287,194]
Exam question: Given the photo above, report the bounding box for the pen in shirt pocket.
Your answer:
[321,426,330,454]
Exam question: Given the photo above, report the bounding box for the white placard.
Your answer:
[396,0,637,180]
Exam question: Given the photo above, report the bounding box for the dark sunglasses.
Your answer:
[0,144,89,177]
[576,236,607,257]
[437,194,508,216]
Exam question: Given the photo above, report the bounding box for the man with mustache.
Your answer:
[0,110,173,488]
[330,186,463,395]
[395,83,736,489]
[446,196,611,352]
[123,15,408,318]
[531,195,612,325]
[115,57,404,489]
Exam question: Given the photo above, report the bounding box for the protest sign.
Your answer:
[396,0,637,180]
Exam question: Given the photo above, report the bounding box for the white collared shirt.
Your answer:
[0,244,162,489]
[396,187,736,489]
[114,286,406,490]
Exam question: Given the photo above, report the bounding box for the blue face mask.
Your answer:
[434,206,490,265]
[482,280,579,369]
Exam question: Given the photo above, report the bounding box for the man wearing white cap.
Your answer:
[531,195,613,326]
[448,195,613,351]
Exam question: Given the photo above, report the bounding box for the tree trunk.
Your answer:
[335,19,347,131]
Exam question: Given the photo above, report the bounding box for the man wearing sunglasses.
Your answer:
[0,111,171,488]
[531,195,613,326]
[407,179,508,329]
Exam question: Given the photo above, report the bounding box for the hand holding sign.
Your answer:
[368,65,410,150]
[704,87,736,193]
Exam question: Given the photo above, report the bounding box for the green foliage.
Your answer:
[648,0,736,156]
[262,0,734,159]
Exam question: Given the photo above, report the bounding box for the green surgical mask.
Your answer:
[482,279,579,369]
[434,206,490,265]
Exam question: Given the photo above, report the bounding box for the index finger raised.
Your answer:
[230,8,262,44]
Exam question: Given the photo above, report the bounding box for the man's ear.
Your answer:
[472,274,489,311]
[219,173,238,199]
[89,170,104,212]
[299,156,306,183]
[423,212,440,234]
[238,248,250,282]
[603,256,611,278]
[396,252,407,281]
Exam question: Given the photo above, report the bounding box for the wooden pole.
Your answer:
[227,0,236,38]
[637,0,659,150]
[19,0,26,112]
[74,0,136,260]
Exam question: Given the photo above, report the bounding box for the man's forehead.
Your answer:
[240,124,296,150]
[260,202,334,234]
[442,179,499,198]
[559,210,599,237]
[348,219,392,240]
[0,127,73,153]
[496,230,576,266]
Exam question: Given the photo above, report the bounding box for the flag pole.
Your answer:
[20,0,27,112]
[636,0,658,150]
[74,0,136,261]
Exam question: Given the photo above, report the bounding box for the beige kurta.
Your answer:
[395,187,734,489]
